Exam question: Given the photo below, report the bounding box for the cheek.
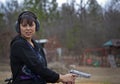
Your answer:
[20,27,25,33]
[33,27,36,32]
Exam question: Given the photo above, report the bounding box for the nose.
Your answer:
[26,25,31,29]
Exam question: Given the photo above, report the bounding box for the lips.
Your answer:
[25,32,32,35]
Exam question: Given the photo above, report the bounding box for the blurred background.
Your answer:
[0,0,120,84]
[0,0,120,66]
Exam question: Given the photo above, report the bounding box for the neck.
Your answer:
[27,39,34,47]
[26,38,32,43]
[20,35,34,47]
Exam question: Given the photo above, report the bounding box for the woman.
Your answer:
[10,11,77,84]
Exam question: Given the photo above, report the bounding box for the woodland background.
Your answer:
[0,0,120,60]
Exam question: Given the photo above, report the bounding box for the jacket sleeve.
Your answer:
[11,40,59,83]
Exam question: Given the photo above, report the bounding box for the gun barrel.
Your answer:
[69,70,91,78]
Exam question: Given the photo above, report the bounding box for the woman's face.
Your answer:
[20,20,36,39]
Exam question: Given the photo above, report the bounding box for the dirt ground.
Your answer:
[0,62,120,84]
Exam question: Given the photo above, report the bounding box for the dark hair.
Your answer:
[19,15,35,26]
[18,11,36,26]
[15,11,40,33]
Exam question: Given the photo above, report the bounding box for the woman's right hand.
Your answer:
[58,73,78,84]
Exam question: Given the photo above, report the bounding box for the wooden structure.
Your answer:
[81,48,108,67]
[81,39,120,67]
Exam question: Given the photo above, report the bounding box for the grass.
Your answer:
[0,62,120,84]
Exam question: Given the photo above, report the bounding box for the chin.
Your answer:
[23,36,32,39]
[26,36,32,39]
[21,34,33,39]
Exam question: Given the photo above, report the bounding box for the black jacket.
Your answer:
[10,35,59,84]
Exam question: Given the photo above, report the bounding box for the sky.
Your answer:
[0,0,108,8]
[57,0,108,7]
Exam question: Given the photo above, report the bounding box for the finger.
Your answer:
[68,82,72,84]
[64,82,67,84]
[72,76,75,80]
[72,74,78,77]
[71,78,75,84]
[73,80,75,84]
[71,81,75,84]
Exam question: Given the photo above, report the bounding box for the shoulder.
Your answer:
[10,35,26,47]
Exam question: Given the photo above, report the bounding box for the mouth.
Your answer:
[25,32,32,35]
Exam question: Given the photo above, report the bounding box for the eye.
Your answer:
[22,24,27,27]
[29,23,34,27]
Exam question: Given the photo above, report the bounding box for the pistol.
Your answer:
[69,69,91,78]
